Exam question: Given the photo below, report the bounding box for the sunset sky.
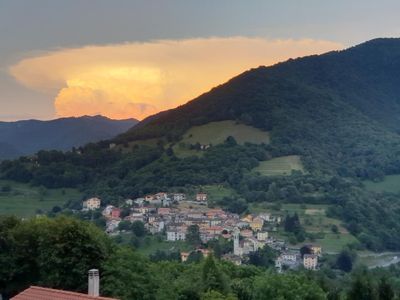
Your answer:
[1,0,400,121]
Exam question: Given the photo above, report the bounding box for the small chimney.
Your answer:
[88,269,100,297]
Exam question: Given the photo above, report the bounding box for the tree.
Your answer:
[1,185,11,193]
[186,250,204,264]
[118,220,131,231]
[0,216,112,296]
[101,247,153,300]
[347,276,376,300]
[202,255,228,294]
[284,213,301,234]
[300,245,313,258]
[252,273,326,300]
[187,225,201,247]
[336,249,354,272]
[248,246,277,268]
[378,277,395,300]
[131,221,146,237]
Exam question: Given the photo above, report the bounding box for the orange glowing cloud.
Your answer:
[10,38,343,120]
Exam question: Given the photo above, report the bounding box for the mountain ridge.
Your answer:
[0,115,138,159]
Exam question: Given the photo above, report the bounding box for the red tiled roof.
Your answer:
[11,286,118,300]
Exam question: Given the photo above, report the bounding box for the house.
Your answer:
[172,193,186,201]
[158,207,171,215]
[196,192,208,202]
[102,205,114,216]
[106,219,120,233]
[303,254,318,270]
[241,214,253,223]
[258,213,272,222]
[134,197,145,206]
[83,197,101,210]
[12,269,117,300]
[181,251,190,262]
[197,248,211,257]
[310,244,322,256]
[281,252,298,262]
[125,199,134,206]
[257,231,269,241]
[136,206,156,214]
[145,194,155,201]
[111,208,121,219]
[250,217,264,231]
[155,192,168,200]
[240,229,253,238]
[11,286,117,300]
[167,227,187,241]
[125,213,145,222]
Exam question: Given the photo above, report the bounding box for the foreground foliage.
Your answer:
[1,216,400,300]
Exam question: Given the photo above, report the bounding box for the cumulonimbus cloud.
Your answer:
[10,37,343,120]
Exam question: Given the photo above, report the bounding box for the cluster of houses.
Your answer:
[82,193,322,270]
[275,244,321,272]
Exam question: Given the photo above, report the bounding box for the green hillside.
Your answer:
[4,39,400,251]
[117,38,400,178]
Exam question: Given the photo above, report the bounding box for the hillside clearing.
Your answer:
[0,180,82,217]
[181,120,270,145]
[173,120,270,158]
[363,174,400,193]
[253,155,304,176]
[250,203,355,253]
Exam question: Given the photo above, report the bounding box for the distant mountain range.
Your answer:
[0,115,138,159]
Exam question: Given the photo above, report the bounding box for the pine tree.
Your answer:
[378,277,394,300]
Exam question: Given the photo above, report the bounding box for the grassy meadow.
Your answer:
[173,120,270,158]
[250,203,356,253]
[0,180,82,217]
[363,174,400,193]
[253,155,304,176]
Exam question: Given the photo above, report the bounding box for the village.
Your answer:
[82,192,321,272]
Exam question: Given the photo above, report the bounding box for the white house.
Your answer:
[167,230,186,241]
[125,199,134,206]
[102,205,114,216]
[172,193,186,201]
[83,197,101,210]
[257,231,269,241]
[106,219,120,233]
[196,193,208,202]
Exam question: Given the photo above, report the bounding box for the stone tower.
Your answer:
[233,227,240,256]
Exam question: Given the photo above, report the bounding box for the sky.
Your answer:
[1,0,400,121]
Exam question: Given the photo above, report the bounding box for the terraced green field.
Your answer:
[363,174,400,193]
[251,203,356,253]
[181,120,270,145]
[173,120,270,157]
[253,155,304,176]
[0,180,82,217]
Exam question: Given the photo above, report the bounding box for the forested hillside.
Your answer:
[117,38,400,178]
[3,38,400,251]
